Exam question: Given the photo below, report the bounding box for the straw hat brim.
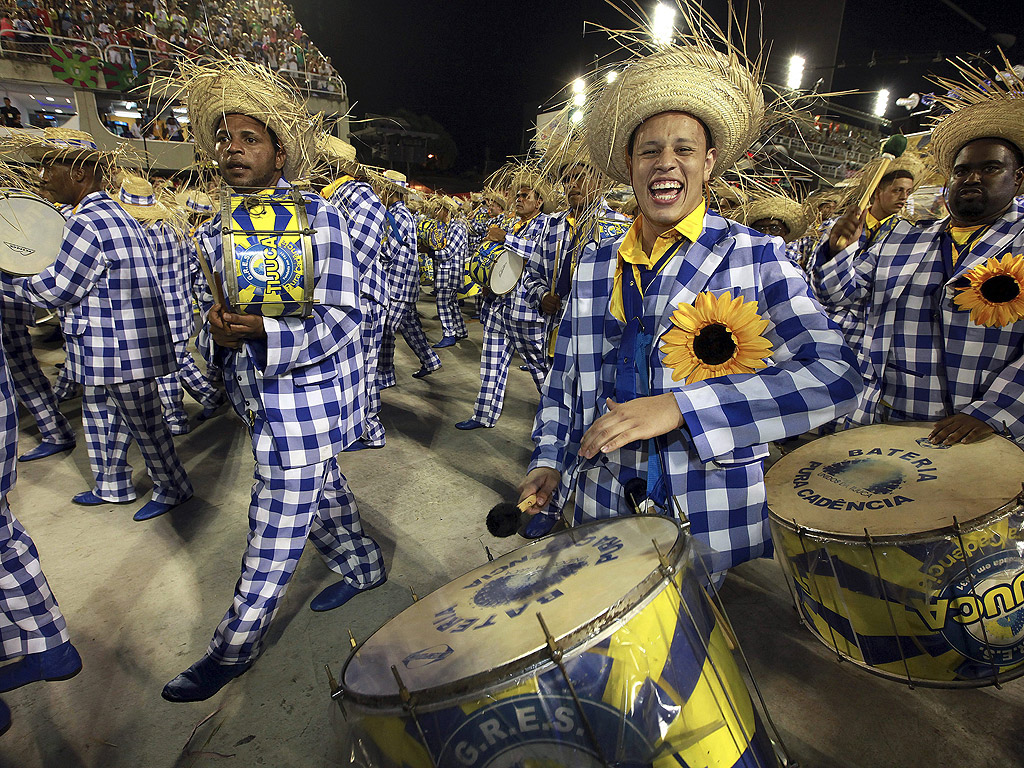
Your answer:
[586,47,765,185]
[743,198,808,243]
[23,145,109,165]
[930,99,1024,178]
[119,199,174,221]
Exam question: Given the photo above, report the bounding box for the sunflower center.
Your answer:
[692,323,736,365]
[980,275,1021,304]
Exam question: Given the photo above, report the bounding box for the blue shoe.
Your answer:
[196,397,227,423]
[522,514,558,539]
[455,419,491,431]
[432,336,459,349]
[0,697,9,736]
[310,574,386,612]
[18,441,75,462]
[0,641,82,693]
[133,495,193,522]
[161,655,252,703]
[412,365,439,379]
[72,491,132,507]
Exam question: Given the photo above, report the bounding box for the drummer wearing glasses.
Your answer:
[517,43,862,580]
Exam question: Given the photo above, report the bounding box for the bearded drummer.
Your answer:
[812,66,1024,446]
[2,128,193,519]
[517,40,862,580]
[161,62,385,702]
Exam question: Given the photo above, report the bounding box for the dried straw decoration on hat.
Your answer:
[741,192,809,242]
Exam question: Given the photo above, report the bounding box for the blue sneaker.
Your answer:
[72,491,133,507]
[18,441,75,462]
[455,419,491,431]
[161,655,253,703]
[310,574,387,612]
[0,641,82,693]
[432,336,460,349]
[133,495,193,522]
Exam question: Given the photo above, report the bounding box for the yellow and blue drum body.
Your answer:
[467,240,504,288]
[596,216,630,242]
[221,190,314,318]
[766,422,1024,687]
[338,516,779,768]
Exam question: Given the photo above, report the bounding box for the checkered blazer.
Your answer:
[0,326,18,499]
[194,180,365,469]
[482,213,548,324]
[385,202,420,304]
[434,219,468,266]
[0,286,36,327]
[6,191,175,385]
[812,200,1024,439]
[328,180,390,308]
[531,208,862,573]
[145,221,194,343]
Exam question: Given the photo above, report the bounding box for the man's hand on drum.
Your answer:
[929,413,994,446]
[518,467,560,515]
[579,395,684,460]
[209,303,266,348]
[485,225,506,243]
[540,292,561,315]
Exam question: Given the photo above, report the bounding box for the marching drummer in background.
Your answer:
[466,191,493,320]
[0,324,82,735]
[320,136,391,450]
[114,175,225,435]
[517,34,862,580]
[812,62,1024,446]
[162,61,384,703]
[790,191,842,270]
[455,170,551,431]
[372,169,442,382]
[741,191,810,265]
[2,128,193,520]
[431,195,469,348]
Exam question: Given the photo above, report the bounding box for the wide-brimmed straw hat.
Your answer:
[710,180,748,208]
[372,168,409,197]
[180,58,316,181]
[742,193,808,243]
[116,175,174,221]
[19,128,113,165]
[318,134,360,175]
[174,188,214,214]
[512,165,558,214]
[586,44,765,184]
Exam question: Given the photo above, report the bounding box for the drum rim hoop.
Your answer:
[338,516,689,711]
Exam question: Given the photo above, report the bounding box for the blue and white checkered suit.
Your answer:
[329,180,390,446]
[6,191,191,502]
[379,203,439,384]
[194,179,383,663]
[812,200,1024,439]
[434,219,469,339]
[0,325,71,659]
[531,209,862,575]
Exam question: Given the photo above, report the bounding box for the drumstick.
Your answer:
[836,134,908,250]
[190,236,226,308]
[485,494,538,538]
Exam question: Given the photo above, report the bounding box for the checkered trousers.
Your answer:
[379,301,440,388]
[2,321,74,445]
[6,191,176,385]
[531,210,862,575]
[194,180,366,469]
[385,203,420,305]
[145,221,195,342]
[157,340,223,430]
[812,200,1024,438]
[471,310,548,426]
[81,380,192,503]
[359,302,386,446]
[0,498,70,659]
[433,220,468,339]
[207,456,384,664]
[329,180,390,308]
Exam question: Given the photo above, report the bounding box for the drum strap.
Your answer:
[614,238,687,508]
[383,209,408,248]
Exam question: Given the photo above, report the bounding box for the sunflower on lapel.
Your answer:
[953,253,1024,328]
[660,291,773,384]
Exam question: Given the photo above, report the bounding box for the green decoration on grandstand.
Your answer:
[47,46,101,89]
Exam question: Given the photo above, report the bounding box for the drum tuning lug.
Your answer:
[484,545,494,562]
[347,628,357,650]
[651,539,676,578]
[410,587,419,602]
[391,665,413,704]
[536,612,563,662]
[325,663,344,701]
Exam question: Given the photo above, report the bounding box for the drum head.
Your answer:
[0,191,66,276]
[489,249,523,294]
[766,422,1024,537]
[342,516,684,704]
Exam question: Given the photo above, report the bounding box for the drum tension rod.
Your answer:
[864,529,915,689]
[795,523,844,663]
[952,517,1001,689]
[653,539,738,652]
[535,612,611,768]
[391,665,440,768]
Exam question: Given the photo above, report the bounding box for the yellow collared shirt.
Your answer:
[949,223,986,265]
[610,200,706,323]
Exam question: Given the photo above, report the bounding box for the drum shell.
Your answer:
[467,240,503,287]
[770,500,1024,686]
[339,525,777,768]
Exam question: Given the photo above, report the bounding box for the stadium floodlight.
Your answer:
[651,3,676,46]
[873,89,890,117]
[787,55,805,90]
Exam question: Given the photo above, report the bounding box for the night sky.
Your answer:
[289,0,1020,174]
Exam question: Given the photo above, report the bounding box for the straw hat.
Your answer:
[318,134,359,175]
[710,180,748,209]
[174,187,214,214]
[19,128,112,165]
[930,99,1024,179]
[483,187,508,210]
[373,168,410,197]
[179,58,317,181]
[586,44,765,184]
[742,193,808,243]
[116,175,174,221]
[512,165,558,214]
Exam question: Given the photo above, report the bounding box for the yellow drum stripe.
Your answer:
[358,714,434,768]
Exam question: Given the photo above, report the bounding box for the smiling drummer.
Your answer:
[161,60,385,702]
[517,36,862,580]
[812,62,1024,446]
